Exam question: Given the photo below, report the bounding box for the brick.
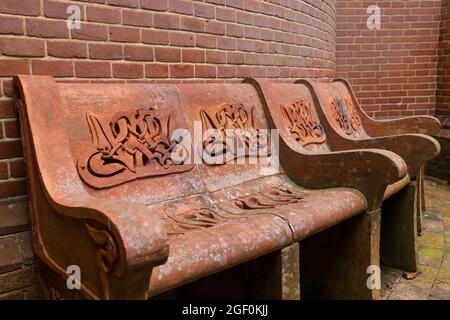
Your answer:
[217,37,236,51]
[87,6,121,24]
[124,45,154,61]
[3,80,14,97]
[4,119,20,138]
[0,180,26,199]
[26,19,69,38]
[217,65,236,78]
[0,200,30,236]
[75,61,111,78]
[9,159,25,179]
[155,47,181,62]
[195,65,216,78]
[109,26,141,42]
[0,16,24,35]
[205,21,225,35]
[31,60,73,77]
[17,232,35,266]
[169,0,193,15]
[181,16,205,32]
[142,29,169,45]
[108,0,139,7]
[113,63,144,78]
[0,140,22,159]
[0,237,21,273]
[47,41,87,58]
[0,162,7,180]
[0,266,37,293]
[89,44,123,60]
[141,0,168,11]
[44,0,85,19]
[123,10,152,27]
[182,49,205,63]
[170,64,194,78]
[194,3,215,19]
[0,0,40,16]
[216,7,235,22]
[206,50,226,64]
[170,32,195,47]
[0,38,44,57]
[146,64,169,78]
[72,23,108,41]
[154,13,180,29]
[196,34,216,48]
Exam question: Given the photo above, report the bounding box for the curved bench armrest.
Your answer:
[332,78,441,136]
[281,143,407,210]
[53,195,169,275]
[331,133,441,179]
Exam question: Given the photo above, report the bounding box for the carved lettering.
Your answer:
[78,108,193,188]
[280,100,326,146]
[200,103,270,163]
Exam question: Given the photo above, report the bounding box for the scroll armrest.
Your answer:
[280,142,407,210]
[48,194,169,299]
[364,116,441,137]
[331,134,441,179]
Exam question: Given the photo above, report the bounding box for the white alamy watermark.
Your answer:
[169,121,281,176]
[366,265,381,290]
[66,264,81,290]
[67,5,81,30]
[367,5,381,30]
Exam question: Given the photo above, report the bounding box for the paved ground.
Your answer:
[381,178,450,300]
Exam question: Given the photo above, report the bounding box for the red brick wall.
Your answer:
[0,0,336,299]
[335,0,441,118]
[437,0,450,117]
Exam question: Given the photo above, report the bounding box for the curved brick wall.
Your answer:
[0,0,336,299]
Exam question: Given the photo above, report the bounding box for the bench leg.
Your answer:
[417,164,426,236]
[174,244,300,300]
[381,182,418,272]
[299,209,381,300]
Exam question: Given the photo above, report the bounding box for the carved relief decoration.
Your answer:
[329,98,353,135]
[85,223,119,300]
[78,108,193,188]
[280,100,326,146]
[165,209,228,236]
[344,98,362,131]
[200,103,271,162]
[234,186,305,210]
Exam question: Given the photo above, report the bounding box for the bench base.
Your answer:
[381,182,418,272]
[299,209,381,300]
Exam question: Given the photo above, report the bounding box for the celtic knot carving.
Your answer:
[234,186,305,210]
[78,108,193,188]
[280,100,326,146]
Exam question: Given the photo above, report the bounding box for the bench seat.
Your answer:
[148,174,367,297]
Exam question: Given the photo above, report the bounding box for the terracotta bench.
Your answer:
[13,75,406,300]
[289,78,440,272]
[329,78,441,237]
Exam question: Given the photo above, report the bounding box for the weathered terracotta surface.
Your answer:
[290,78,441,273]
[13,75,410,300]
